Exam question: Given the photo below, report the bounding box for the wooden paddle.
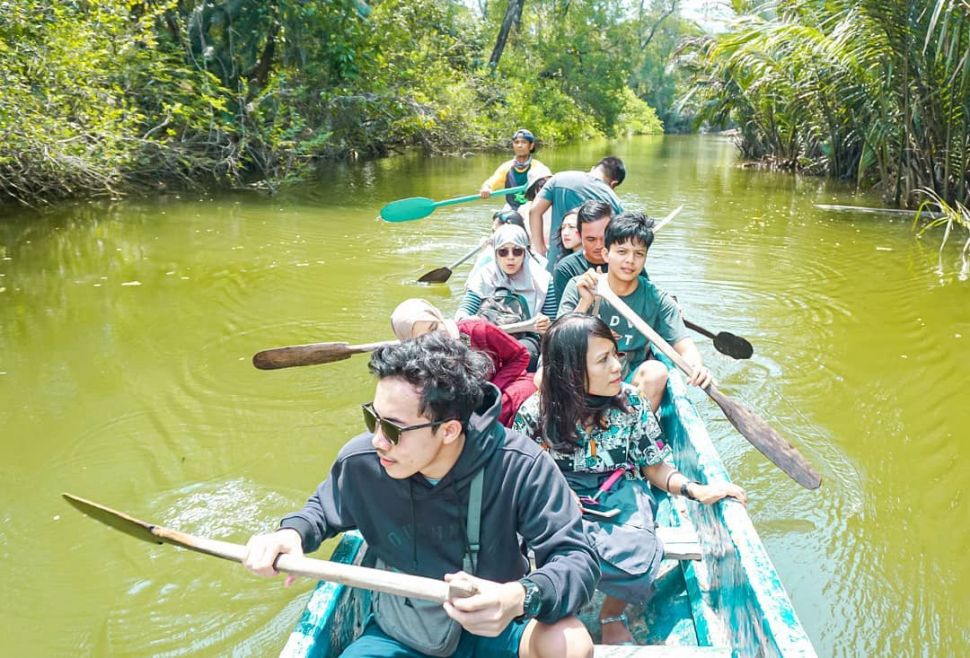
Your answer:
[815,203,944,219]
[652,204,683,232]
[252,317,541,370]
[380,184,529,223]
[418,243,484,283]
[684,319,754,360]
[62,493,476,603]
[595,277,821,490]
[253,339,396,370]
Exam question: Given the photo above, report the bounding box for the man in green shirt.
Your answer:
[551,200,612,310]
[529,157,625,270]
[557,211,711,411]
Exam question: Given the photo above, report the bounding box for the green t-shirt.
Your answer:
[538,171,623,271]
[552,252,649,311]
[557,276,688,376]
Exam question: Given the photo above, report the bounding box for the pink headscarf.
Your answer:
[390,298,460,341]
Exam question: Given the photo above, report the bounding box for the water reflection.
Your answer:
[1,135,968,656]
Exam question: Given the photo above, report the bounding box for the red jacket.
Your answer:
[458,318,537,427]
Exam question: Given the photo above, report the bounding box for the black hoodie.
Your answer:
[280,383,599,623]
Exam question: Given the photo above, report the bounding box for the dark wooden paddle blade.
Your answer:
[706,386,822,489]
[713,331,754,359]
[63,493,164,545]
[252,342,353,370]
[380,197,435,222]
[417,267,453,283]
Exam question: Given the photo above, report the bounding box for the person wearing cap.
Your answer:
[529,156,626,272]
[516,161,554,247]
[242,333,598,658]
[390,298,537,427]
[480,129,548,210]
[456,224,557,370]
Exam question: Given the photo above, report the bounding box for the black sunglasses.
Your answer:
[497,247,525,258]
[362,403,452,445]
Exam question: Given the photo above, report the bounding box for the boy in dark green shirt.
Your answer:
[557,211,711,411]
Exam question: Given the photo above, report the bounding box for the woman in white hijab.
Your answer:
[455,224,556,370]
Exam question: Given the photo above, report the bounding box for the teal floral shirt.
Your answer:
[512,383,671,475]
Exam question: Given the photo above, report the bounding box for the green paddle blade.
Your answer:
[380,196,436,222]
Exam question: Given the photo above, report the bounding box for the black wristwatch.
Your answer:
[681,480,699,501]
[518,577,542,619]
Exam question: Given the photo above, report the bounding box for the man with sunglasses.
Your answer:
[243,333,598,658]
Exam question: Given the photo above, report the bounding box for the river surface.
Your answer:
[1,136,968,656]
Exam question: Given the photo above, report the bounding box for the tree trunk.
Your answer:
[488,0,525,69]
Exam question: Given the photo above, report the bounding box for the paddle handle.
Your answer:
[150,525,476,603]
[449,244,484,269]
[652,204,684,233]
[683,319,716,340]
[596,279,696,379]
[596,278,822,490]
[435,184,529,209]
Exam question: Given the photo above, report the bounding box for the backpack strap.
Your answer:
[463,468,485,574]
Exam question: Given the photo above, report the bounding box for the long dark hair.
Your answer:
[552,209,579,254]
[539,314,627,452]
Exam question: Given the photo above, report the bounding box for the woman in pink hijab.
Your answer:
[391,298,537,427]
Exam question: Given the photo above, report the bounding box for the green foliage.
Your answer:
[626,3,703,133]
[683,0,970,207]
[914,188,970,279]
[0,0,670,205]
[616,88,665,136]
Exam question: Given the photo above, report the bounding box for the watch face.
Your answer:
[523,581,541,616]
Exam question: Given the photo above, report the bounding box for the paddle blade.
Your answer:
[417,267,453,284]
[380,197,435,222]
[713,331,754,359]
[252,342,353,370]
[63,494,163,545]
[706,387,822,489]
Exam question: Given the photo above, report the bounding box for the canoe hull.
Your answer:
[280,368,816,657]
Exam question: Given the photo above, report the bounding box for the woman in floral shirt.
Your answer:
[513,314,746,645]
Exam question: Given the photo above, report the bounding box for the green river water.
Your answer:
[1,136,968,656]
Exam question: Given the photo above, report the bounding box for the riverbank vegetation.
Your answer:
[684,0,970,209]
[0,0,683,206]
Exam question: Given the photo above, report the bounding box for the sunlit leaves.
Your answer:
[684,0,970,208]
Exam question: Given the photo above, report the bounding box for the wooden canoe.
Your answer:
[278,364,817,657]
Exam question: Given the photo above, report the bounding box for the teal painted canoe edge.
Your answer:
[280,532,366,658]
[665,369,817,658]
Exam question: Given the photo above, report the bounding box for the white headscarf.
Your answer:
[466,225,550,315]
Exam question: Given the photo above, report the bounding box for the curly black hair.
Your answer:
[368,332,494,426]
